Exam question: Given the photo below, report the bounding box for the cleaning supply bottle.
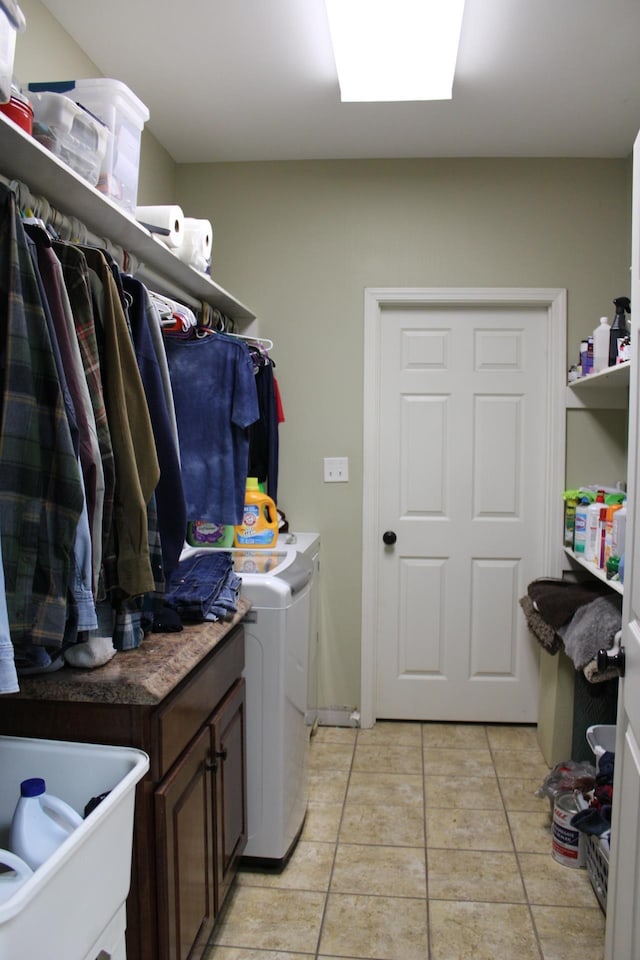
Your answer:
[573,496,591,554]
[593,316,611,373]
[186,521,234,548]
[608,296,631,366]
[562,491,579,547]
[604,502,623,568]
[584,489,606,564]
[0,849,32,903]
[233,478,278,548]
[612,504,627,559]
[9,777,83,870]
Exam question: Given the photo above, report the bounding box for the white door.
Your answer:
[361,288,566,725]
[604,131,640,960]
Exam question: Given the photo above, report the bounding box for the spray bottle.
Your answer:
[608,296,631,366]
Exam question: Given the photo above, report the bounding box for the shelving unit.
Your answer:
[0,111,256,322]
[566,360,630,409]
[564,362,629,594]
[563,546,624,595]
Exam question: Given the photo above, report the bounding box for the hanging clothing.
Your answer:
[26,225,104,606]
[248,348,280,503]
[123,275,187,577]
[81,246,159,596]
[0,182,84,652]
[164,331,260,525]
[54,240,116,600]
[0,532,18,694]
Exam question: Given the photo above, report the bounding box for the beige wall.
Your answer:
[14,0,177,202]
[175,158,632,709]
[11,1,634,712]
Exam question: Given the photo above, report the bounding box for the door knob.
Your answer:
[382,531,397,545]
[597,646,626,678]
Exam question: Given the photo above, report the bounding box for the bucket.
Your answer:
[0,88,32,133]
[552,792,585,868]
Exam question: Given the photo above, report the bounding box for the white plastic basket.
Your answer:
[0,735,148,959]
[586,833,609,912]
[586,724,617,769]
[585,723,615,912]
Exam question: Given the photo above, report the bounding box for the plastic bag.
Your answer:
[535,760,596,808]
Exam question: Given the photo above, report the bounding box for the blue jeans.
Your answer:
[165,552,233,621]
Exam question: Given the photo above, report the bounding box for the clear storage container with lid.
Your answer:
[28,77,150,212]
[0,0,25,104]
[30,90,110,186]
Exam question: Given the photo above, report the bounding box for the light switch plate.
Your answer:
[324,457,349,482]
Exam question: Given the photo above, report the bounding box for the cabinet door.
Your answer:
[211,678,247,909]
[155,725,215,960]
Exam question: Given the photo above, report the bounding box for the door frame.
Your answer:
[360,287,567,728]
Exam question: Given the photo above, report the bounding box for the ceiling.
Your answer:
[40,0,640,163]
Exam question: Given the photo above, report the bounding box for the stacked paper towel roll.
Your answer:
[136,204,185,249]
[135,206,213,274]
[177,218,213,273]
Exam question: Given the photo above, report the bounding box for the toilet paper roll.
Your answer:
[177,217,213,271]
[136,204,185,249]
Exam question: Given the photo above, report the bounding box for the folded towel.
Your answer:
[559,594,622,670]
[527,578,608,628]
[519,595,562,654]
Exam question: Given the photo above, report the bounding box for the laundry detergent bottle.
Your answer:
[233,478,278,548]
[9,777,83,870]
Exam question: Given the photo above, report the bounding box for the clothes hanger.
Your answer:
[219,330,274,352]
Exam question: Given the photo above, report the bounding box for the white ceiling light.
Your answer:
[324,0,466,102]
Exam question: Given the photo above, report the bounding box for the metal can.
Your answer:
[552,792,585,868]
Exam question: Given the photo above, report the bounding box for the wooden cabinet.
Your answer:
[0,621,247,960]
[155,677,247,960]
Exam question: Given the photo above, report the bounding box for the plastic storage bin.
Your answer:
[0,0,25,104]
[586,723,617,771]
[0,735,148,959]
[30,90,110,187]
[28,78,149,213]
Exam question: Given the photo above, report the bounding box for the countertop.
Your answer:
[8,599,250,707]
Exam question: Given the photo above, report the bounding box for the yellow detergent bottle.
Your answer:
[233,478,278,548]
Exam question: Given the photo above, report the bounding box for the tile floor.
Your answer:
[205,722,605,960]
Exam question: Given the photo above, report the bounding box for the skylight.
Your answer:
[324,0,466,102]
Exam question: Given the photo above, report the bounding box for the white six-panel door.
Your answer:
[361,289,566,725]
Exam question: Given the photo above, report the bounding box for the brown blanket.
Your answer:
[526,578,608,628]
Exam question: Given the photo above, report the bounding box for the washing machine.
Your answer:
[234,532,320,867]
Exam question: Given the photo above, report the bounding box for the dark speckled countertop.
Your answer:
[9,599,250,707]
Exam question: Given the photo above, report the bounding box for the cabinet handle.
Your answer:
[205,748,228,772]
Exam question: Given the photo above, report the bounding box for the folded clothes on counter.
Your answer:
[164,551,239,623]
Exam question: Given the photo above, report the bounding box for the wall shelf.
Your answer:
[0,112,255,321]
[566,361,630,409]
[563,546,624,595]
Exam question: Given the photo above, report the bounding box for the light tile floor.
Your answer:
[205,722,605,960]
